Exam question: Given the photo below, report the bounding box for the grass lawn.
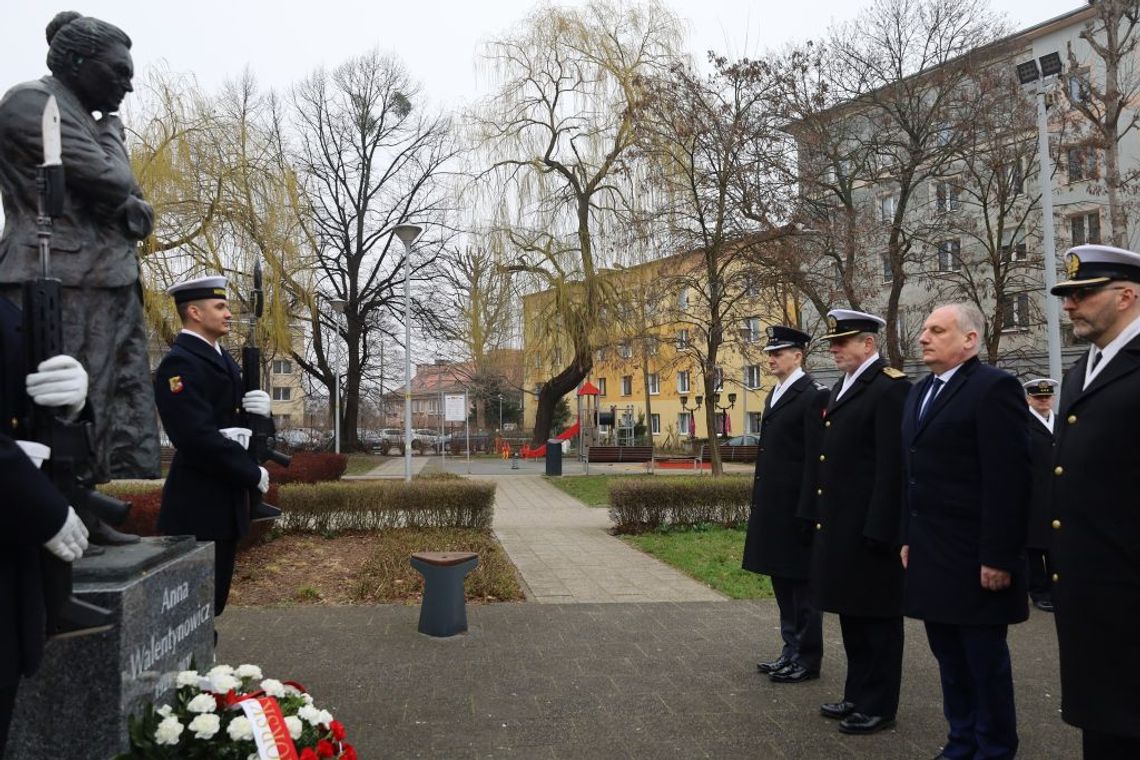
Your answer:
[343,453,387,476]
[544,474,629,507]
[623,526,773,599]
[230,528,524,606]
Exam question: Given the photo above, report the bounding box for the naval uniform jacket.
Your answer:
[1052,334,1140,737]
[900,357,1030,626]
[1025,413,1056,551]
[801,358,910,618]
[155,333,260,541]
[742,373,829,580]
[0,298,68,688]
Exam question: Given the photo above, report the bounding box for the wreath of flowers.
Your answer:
[115,664,356,760]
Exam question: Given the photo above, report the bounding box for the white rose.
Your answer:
[187,693,217,714]
[227,716,253,742]
[156,704,173,718]
[188,713,221,740]
[154,716,184,746]
[176,670,200,688]
[297,704,321,725]
[316,709,334,728]
[259,678,286,698]
[283,684,301,697]
[209,673,241,694]
[285,715,303,740]
[235,664,263,680]
[207,664,235,677]
[302,693,314,705]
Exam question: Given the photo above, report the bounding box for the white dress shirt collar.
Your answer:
[180,328,223,356]
[770,367,805,407]
[837,353,880,399]
[1085,312,1140,389]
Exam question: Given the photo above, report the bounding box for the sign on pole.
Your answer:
[444,394,466,422]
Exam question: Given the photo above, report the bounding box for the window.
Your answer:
[678,287,690,310]
[743,273,761,297]
[678,412,693,436]
[1068,69,1091,103]
[1001,292,1030,331]
[714,366,724,391]
[648,373,660,395]
[935,181,960,213]
[937,239,962,272]
[646,337,659,356]
[1004,160,1024,196]
[934,122,954,146]
[745,365,762,389]
[273,414,292,426]
[882,254,893,283]
[618,342,632,359]
[833,262,844,290]
[1000,239,1027,263]
[677,370,690,394]
[747,412,762,434]
[828,158,852,185]
[744,316,761,342]
[594,348,605,362]
[1071,211,1101,246]
[272,359,292,374]
[271,386,291,401]
[880,193,898,222]
[621,375,632,396]
[1067,147,1098,182]
[676,329,690,349]
[650,413,661,435]
[597,377,607,396]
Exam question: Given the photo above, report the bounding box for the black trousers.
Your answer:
[1026,548,1053,601]
[771,576,822,671]
[1082,729,1140,759]
[838,614,904,718]
[0,682,17,756]
[213,539,238,617]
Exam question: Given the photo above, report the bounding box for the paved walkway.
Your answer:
[483,475,723,604]
[349,455,431,479]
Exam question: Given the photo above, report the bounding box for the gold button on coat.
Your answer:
[815,523,822,530]
[817,488,823,495]
[819,454,826,462]
[1067,415,1077,424]
[825,421,831,427]
[1052,573,1060,582]
[1054,466,1064,476]
[1052,520,1062,529]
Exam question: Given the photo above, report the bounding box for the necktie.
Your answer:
[918,378,944,422]
[1090,350,1102,371]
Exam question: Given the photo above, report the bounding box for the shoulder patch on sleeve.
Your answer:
[168,375,184,394]
[882,366,906,379]
[814,381,828,391]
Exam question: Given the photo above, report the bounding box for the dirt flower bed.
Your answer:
[229,528,524,606]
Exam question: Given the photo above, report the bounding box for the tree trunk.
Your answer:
[702,373,723,476]
[531,351,592,446]
[641,349,653,448]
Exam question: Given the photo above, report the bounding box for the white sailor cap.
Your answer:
[820,308,887,340]
[1052,244,1140,295]
[166,275,228,304]
[1023,378,1059,397]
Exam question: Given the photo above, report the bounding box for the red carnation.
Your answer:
[300,750,318,760]
[340,745,358,760]
[317,739,336,757]
[330,720,346,741]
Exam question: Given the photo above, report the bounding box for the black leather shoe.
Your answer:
[769,662,820,683]
[1033,598,1055,612]
[756,655,790,674]
[837,713,895,734]
[820,700,856,719]
[250,501,282,523]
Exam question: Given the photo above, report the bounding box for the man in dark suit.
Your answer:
[1049,244,1140,758]
[154,275,271,617]
[0,12,158,482]
[1,299,91,753]
[1023,378,1057,613]
[803,308,910,735]
[901,302,1030,760]
[742,326,829,684]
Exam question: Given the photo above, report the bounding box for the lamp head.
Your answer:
[728,392,737,406]
[1016,59,1040,85]
[392,224,423,246]
[695,395,703,408]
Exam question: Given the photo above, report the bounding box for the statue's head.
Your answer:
[45,11,134,114]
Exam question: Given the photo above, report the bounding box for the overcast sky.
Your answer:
[1,0,1083,112]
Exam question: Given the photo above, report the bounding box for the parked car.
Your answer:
[724,434,760,447]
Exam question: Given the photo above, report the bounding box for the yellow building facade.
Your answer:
[522,249,794,450]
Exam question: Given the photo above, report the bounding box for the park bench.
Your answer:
[586,445,654,473]
[699,444,759,463]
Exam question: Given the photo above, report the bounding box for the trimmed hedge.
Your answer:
[276,478,495,534]
[266,451,347,484]
[609,475,751,534]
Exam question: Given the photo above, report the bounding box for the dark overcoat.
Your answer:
[0,299,69,689]
[155,333,260,541]
[742,373,829,579]
[1052,336,1140,737]
[901,357,1030,626]
[801,358,910,618]
[1025,414,1055,550]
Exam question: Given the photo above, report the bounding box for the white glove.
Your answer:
[26,355,88,417]
[43,507,89,562]
[242,390,271,417]
[257,466,269,494]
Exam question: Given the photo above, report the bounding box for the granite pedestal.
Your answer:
[5,537,215,760]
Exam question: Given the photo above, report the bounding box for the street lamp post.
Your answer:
[392,223,423,482]
[1017,51,1065,385]
[679,394,702,449]
[498,393,503,432]
[329,298,346,454]
[711,392,738,438]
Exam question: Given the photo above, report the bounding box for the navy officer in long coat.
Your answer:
[154,275,272,617]
[1023,378,1058,613]
[901,302,1030,760]
[742,325,829,683]
[1050,244,1140,759]
[801,308,910,735]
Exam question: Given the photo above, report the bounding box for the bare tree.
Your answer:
[472,0,683,445]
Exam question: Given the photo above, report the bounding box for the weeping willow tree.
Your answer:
[471,0,684,446]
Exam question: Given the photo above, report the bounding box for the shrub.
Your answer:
[98,483,164,537]
[277,478,495,534]
[609,475,751,534]
[266,451,347,484]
